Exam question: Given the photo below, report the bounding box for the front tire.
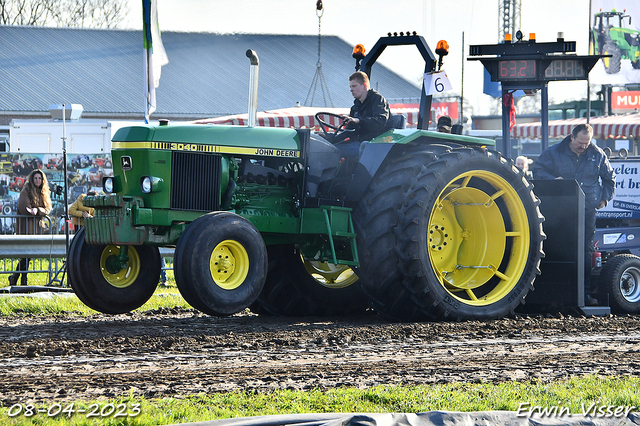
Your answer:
[252,244,368,316]
[174,212,267,316]
[354,145,544,321]
[600,254,640,314]
[68,227,160,314]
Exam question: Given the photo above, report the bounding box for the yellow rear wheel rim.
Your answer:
[100,246,141,289]
[210,240,249,290]
[428,171,530,306]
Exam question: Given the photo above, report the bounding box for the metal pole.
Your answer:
[62,104,70,265]
[541,84,549,151]
[502,87,511,158]
[460,31,464,126]
[587,0,592,124]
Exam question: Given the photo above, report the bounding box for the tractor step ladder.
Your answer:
[320,205,359,267]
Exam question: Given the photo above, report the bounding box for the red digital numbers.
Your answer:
[499,60,536,79]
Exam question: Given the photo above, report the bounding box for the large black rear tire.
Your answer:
[603,41,621,74]
[174,212,267,316]
[252,244,368,317]
[599,254,640,314]
[68,227,160,314]
[354,145,545,321]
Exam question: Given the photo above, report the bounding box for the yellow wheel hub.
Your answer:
[302,257,358,289]
[210,240,249,290]
[428,171,529,306]
[100,245,141,289]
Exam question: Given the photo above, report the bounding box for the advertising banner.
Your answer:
[0,153,113,234]
[597,158,640,219]
[611,90,640,112]
[589,0,640,85]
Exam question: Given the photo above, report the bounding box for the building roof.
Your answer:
[0,25,421,120]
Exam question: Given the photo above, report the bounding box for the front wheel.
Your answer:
[68,227,160,314]
[354,146,544,321]
[600,254,640,314]
[174,212,267,316]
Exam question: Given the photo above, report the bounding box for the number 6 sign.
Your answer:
[423,71,453,95]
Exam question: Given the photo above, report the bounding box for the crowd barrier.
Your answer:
[0,214,174,287]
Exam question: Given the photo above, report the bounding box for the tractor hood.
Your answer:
[112,124,301,157]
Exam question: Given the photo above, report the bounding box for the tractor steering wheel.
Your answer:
[315,112,351,141]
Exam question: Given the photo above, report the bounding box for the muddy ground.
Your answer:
[1,307,640,405]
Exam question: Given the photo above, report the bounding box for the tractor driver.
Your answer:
[333,71,390,156]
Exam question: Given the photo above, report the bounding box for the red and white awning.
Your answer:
[194,106,421,129]
[512,113,640,140]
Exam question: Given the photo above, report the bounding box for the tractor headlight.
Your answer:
[141,176,152,193]
[140,176,164,194]
[103,177,114,194]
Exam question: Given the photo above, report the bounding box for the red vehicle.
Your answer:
[47,157,64,170]
[87,167,103,183]
[92,157,112,168]
[9,176,25,192]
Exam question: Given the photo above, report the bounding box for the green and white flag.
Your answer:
[143,0,169,122]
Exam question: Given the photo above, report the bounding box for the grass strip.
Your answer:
[0,284,187,316]
[1,376,639,425]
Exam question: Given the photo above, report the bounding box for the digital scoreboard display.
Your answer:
[498,59,537,80]
[544,59,585,80]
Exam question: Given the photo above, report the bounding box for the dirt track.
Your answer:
[1,307,640,405]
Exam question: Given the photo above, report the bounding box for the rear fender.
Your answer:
[346,143,394,202]
[345,130,493,202]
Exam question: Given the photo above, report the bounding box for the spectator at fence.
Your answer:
[69,190,97,230]
[9,169,52,286]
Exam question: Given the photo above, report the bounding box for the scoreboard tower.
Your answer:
[468,32,605,158]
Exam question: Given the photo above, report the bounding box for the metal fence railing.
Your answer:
[0,215,67,286]
[0,214,174,287]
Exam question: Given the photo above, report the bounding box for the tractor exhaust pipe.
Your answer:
[246,49,259,128]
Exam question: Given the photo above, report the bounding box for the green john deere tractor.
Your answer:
[68,34,545,321]
[590,9,640,74]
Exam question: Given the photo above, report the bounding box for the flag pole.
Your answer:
[142,0,168,124]
[144,48,150,124]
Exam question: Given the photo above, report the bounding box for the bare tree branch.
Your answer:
[0,0,128,27]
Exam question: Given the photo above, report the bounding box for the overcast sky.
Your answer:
[121,0,593,116]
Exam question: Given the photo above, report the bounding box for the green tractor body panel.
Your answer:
[370,128,495,146]
[87,123,309,246]
[113,123,302,153]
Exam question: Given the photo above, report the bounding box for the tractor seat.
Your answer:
[386,114,406,130]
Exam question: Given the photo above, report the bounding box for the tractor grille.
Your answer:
[171,151,221,211]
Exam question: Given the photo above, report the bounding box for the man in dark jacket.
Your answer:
[342,71,390,142]
[533,123,615,302]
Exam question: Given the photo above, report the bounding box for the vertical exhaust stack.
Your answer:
[246,49,259,128]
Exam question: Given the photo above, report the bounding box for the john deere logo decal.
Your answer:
[121,156,132,171]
